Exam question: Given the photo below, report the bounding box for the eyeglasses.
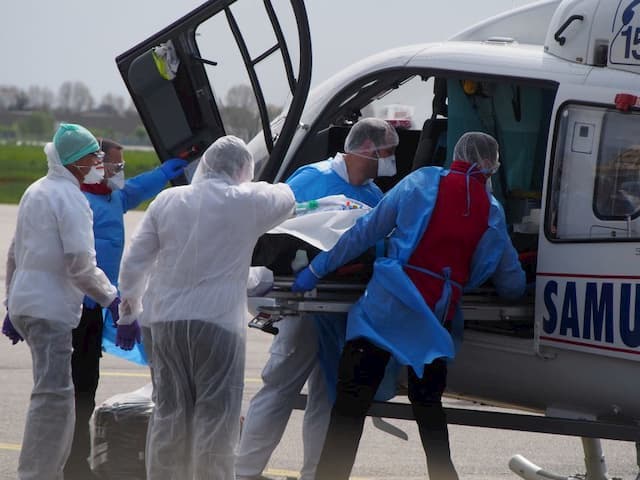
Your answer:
[91,150,105,161]
[105,161,126,173]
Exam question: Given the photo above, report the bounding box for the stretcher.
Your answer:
[248,276,534,335]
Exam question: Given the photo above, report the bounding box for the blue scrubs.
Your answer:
[286,156,396,401]
[84,168,169,364]
[287,156,382,205]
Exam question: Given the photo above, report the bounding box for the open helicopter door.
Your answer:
[115,0,312,182]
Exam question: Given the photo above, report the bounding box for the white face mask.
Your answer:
[107,171,125,190]
[377,154,397,177]
[485,163,500,176]
[82,165,105,185]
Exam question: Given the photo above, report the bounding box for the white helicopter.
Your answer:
[117,0,640,478]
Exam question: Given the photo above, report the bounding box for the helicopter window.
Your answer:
[282,71,429,188]
[195,3,297,139]
[355,75,432,192]
[547,105,640,241]
[594,113,640,221]
[361,75,432,130]
[338,80,380,109]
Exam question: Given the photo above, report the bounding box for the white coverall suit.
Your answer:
[6,143,118,480]
[118,136,295,480]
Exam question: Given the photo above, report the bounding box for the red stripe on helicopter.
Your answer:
[540,335,640,355]
[538,272,640,280]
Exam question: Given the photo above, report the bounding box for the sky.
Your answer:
[2,0,536,105]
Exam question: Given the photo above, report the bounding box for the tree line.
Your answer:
[0,82,281,145]
[0,82,130,115]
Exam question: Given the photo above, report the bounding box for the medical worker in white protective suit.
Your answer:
[117,135,295,480]
[236,118,398,480]
[2,123,120,480]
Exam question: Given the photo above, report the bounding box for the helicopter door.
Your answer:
[538,86,640,361]
[116,0,312,182]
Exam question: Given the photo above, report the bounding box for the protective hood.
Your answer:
[44,142,80,186]
[191,136,254,186]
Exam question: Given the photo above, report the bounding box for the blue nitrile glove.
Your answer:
[116,320,141,351]
[2,313,23,345]
[83,296,98,310]
[108,297,121,327]
[291,266,320,292]
[160,158,188,180]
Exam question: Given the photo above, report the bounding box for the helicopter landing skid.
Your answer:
[509,437,624,480]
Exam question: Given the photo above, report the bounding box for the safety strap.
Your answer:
[404,264,462,324]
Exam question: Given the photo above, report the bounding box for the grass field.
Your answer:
[0,143,162,206]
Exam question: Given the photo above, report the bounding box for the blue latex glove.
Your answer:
[83,296,98,310]
[116,320,141,351]
[160,158,188,180]
[291,266,320,292]
[108,297,121,327]
[2,313,23,345]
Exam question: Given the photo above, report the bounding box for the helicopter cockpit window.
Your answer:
[547,105,640,241]
[287,73,432,190]
[338,80,380,111]
[355,75,433,192]
[361,76,431,129]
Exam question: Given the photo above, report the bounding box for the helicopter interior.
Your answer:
[276,71,559,338]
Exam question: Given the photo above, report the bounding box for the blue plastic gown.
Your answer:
[286,156,399,401]
[84,168,169,364]
[311,166,525,378]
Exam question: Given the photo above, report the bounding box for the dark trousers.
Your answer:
[315,338,459,480]
[64,305,103,479]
